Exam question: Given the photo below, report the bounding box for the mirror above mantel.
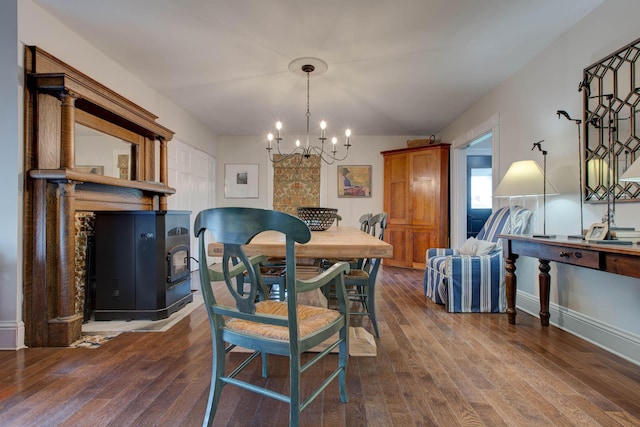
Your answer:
[74,122,135,180]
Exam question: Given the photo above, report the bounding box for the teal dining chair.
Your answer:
[325,212,386,337]
[368,212,387,241]
[322,212,372,271]
[194,207,351,427]
[343,213,386,337]
[342,256,382,337]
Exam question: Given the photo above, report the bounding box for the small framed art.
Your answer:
[113,149,131,180]
[338,165,372,198]
[225,163,259,198]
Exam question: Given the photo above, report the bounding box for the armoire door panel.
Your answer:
[384,155,410,224]
[389,182,408,223]
[384,226,408,267]
[411,150,441,226]
[410,228,437,269]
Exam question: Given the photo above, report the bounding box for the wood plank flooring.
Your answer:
[1,266,639,426]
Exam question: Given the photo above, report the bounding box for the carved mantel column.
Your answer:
[48,180,83,346]
[60,92,77,169]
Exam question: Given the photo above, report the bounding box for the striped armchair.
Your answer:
[423,206,531,312]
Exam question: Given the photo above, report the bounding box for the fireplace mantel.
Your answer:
[23,46,176,346]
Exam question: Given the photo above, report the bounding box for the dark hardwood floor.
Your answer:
[1,266,639,426]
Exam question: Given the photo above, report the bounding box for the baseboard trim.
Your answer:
[0,320,26,350]
[517,291,640,366]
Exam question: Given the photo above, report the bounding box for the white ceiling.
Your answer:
[35,0,603,137]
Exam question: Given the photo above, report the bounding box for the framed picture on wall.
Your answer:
[225,163,259,198]
[113,149,131,180]
[338,165,372,198]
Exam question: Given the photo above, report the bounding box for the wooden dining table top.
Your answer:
[207,225,393,259]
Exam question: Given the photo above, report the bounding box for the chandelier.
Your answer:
[266,57,351,165]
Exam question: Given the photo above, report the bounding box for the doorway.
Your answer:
[450,114,500,248]
[467,155,492,237]
[464,133,493,238]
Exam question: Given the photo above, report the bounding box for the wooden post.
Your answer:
[538,259,551,326]
[505,254,518,325]
[159,137,168,210]
[48,180,83,346]
[60,92,76,169]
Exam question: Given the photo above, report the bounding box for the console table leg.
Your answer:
[538,259,551,326]
[505,255,518,324]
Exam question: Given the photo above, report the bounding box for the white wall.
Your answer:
[0,0,219,349]
[0,0,23,350]
[216,135,416,227]
[440,0,640,363]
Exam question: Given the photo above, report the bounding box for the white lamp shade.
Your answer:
[494,160,559,197]
[620,158,640,182]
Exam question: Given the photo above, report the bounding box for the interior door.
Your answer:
[168,141,216,276]
[467,155,492,238]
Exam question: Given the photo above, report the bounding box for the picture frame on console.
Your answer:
[585,222,608,241]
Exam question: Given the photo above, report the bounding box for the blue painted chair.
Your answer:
[367,212,387,241]
[194,207,350,427]
[342,256,382,337]
[340,212,386,337]
[423,206,531,313]
[359,212,373,233]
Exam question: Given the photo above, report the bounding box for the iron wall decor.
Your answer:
[583,36,640,205]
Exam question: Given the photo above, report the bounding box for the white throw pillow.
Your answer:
[474,239,497,256]
[459,237,477,255]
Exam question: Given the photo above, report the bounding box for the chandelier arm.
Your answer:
[268,142,306,163]
[307,145,350,163]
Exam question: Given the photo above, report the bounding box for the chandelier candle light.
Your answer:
[267,57,351,164]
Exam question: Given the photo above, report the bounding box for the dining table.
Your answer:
[207,225,393,259]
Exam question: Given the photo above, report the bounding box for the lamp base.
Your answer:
[532,234,556,239]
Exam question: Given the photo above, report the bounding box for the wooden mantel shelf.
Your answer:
[29,169,176,194]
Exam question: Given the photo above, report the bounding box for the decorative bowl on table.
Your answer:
[296,207,338,231]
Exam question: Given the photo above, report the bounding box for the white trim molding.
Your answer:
[0,321,26,350]
[517,291,640,366]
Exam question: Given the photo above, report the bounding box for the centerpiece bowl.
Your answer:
[296,207,338,231]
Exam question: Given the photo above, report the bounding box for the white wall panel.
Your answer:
[168,140,216,279]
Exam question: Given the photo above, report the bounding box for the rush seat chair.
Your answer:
[194,207,350,426]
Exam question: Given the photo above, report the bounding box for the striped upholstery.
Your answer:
[424,206,531,313]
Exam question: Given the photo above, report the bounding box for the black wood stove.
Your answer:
[94,210,193,321]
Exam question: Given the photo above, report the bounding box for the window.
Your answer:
[470,167,492,209]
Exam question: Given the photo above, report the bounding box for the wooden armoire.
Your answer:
[381,144,450,269]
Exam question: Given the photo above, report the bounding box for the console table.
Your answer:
[500,234,640,326]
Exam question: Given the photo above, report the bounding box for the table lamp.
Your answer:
[494,159,559,237]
